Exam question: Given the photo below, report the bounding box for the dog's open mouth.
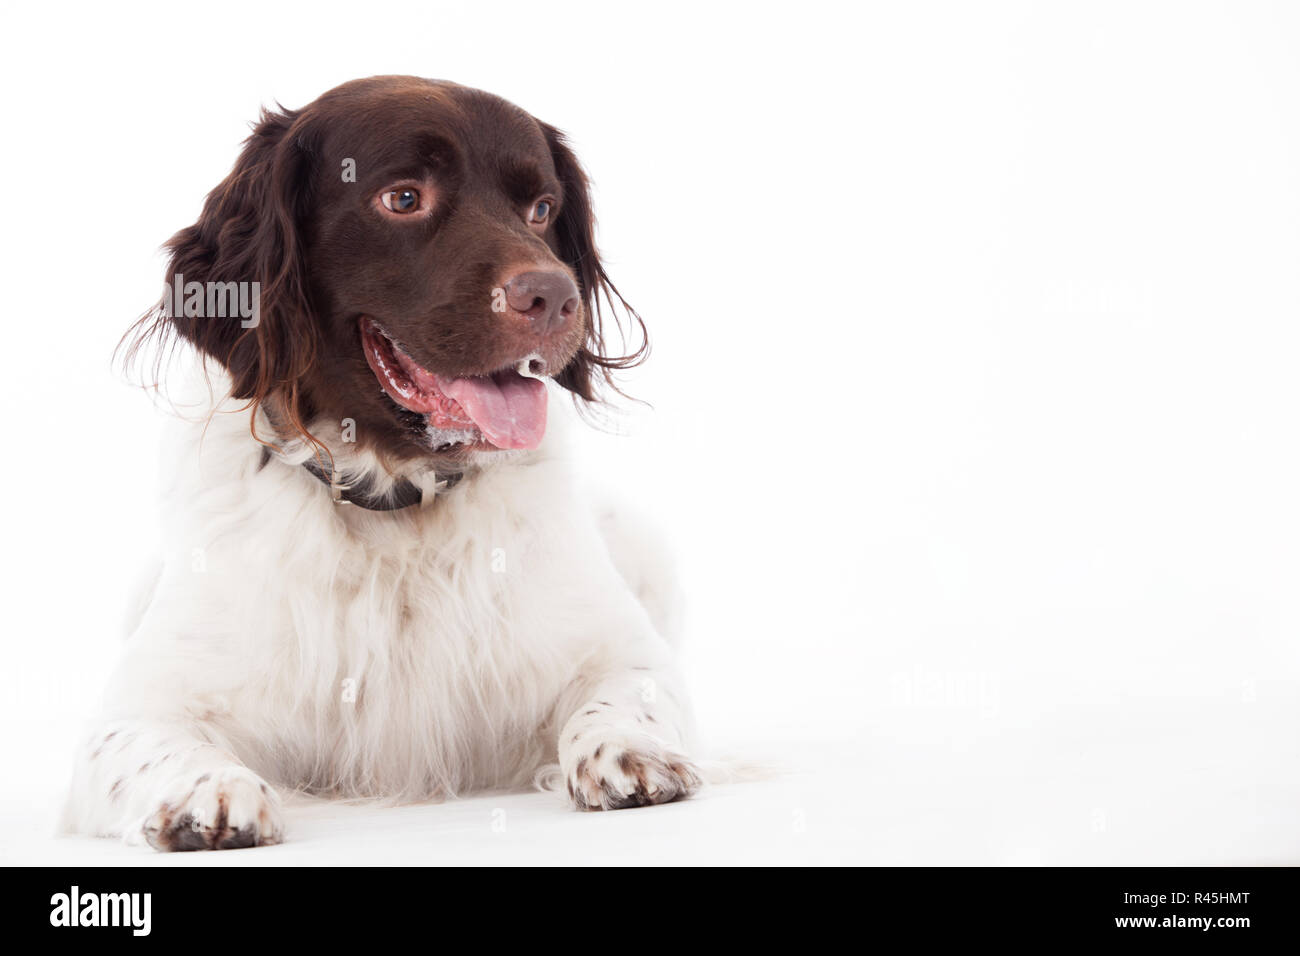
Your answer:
[360,317,548,450]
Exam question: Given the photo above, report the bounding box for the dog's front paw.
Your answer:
[141,768,283,851]
[564,733,701,811]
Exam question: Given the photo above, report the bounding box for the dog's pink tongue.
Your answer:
[440,372,548,449]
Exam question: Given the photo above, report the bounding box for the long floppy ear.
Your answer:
[126,106,319,434]
[541,124,648,402]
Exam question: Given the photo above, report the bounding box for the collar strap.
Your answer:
[301,457,427,511]
[260,447,458,511]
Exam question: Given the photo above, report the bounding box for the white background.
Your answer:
[1,0,1299,864]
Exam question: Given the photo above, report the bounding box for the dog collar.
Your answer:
[260,447,458,511]
[300,456,429,511]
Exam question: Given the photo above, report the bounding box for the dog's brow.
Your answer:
[373,163,438,184]
[358,132,457,177]
[500,162,556,202]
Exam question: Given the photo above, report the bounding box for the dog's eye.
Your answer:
[381,188,421,214]
[529,200,552,224]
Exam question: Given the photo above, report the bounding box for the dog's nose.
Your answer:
[503,270,579,334]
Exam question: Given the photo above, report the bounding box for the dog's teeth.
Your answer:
[516,354,547,379]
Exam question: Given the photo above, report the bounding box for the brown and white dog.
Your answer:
[61,76,699,850]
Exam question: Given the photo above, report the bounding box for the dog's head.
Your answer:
[135,76,644,465]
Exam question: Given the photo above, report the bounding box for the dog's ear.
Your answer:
[541,123,648,402]
[155,106,319,416]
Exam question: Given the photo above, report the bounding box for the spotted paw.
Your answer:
[564,734,701,811]
[141,768,283,851]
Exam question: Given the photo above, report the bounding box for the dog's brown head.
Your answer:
[132,76,645,464]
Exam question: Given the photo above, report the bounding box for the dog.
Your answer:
[61,76,700,850]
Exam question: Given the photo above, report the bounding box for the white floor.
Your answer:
[7,693,1298,866]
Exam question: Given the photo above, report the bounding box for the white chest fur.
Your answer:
[101,394,639,801]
